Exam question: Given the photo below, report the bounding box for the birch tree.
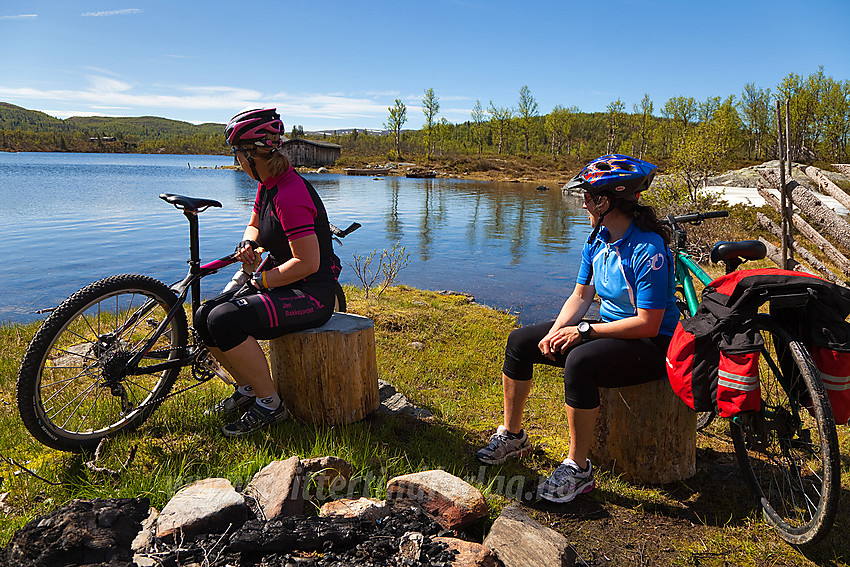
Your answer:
[422,88,440,160]
[384,99,407,160]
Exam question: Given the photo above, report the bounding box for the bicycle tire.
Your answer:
[730,314,840,545]
[333,281,347,312]
[17,274,188,452]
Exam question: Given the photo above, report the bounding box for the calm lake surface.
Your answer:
[0,152,592,325]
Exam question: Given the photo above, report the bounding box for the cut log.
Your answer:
[589,378,696,485]
[799,165,850,211]
[269,313,379,425]
[755,214,845,285]
[759,169,850,251]
[758,237,811,273]
[757,185,850,278]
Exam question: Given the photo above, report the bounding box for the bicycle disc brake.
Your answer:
[100,349,134,413]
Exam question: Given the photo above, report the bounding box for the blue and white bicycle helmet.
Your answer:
[568,155,658,242]
[566,154,657,201]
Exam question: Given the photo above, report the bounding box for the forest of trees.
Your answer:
[325,68,849,174]
[2,68,848,179]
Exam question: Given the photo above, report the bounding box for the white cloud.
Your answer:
[0,82,409,127]
[1,14,37,20]
[81,8,142,17]
[87,76,133,93]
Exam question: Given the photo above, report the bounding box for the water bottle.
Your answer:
[223,268,253,293]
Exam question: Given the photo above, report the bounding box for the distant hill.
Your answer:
[0,103,229,154]
[66,115,223,140]
[0,102,70,132]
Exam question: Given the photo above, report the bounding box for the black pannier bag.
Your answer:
[666,268,850,422]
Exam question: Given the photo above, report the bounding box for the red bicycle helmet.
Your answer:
[566,154,657,201]
[225,108,284,148]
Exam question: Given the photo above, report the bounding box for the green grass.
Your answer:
[2,285,850,566]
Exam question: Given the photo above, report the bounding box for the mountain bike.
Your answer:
[665,210,840,546]
[16,193,359,453]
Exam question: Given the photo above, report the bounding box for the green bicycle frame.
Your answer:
[675,250,714,316]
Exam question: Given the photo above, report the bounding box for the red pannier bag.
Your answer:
[810,346,850,425]
[687,268,850,424]
[666,316,719,413]
[716,349,761,418]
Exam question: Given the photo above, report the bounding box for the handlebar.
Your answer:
[663,210,728,226]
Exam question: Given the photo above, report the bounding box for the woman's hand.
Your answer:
[235,239,258,264]
[538,326,581,360]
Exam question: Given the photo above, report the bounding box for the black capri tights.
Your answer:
[503,321,672,410]
[194,285,333,352]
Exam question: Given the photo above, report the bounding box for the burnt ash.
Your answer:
[143,506,459,567]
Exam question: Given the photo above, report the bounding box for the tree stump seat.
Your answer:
[589,377,696,485]
[269,312,379,425]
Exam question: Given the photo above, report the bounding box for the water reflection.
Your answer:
[0,152,590,325]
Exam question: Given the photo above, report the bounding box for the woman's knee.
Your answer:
[206,302,249,351]
[505,325,545,357]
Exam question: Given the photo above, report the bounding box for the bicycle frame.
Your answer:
[123,205,240,375]
[675,250,713,316]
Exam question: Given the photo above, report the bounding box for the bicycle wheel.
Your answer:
[17,275,188,452]
[730,314,840,545]
[333,281,347,312]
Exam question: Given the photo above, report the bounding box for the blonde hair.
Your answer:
[261,149,290,177]
[245,135,290,177]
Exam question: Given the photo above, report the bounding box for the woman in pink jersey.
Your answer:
[195,108,341,436]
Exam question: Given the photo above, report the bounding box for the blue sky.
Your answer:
[1,0,848,131]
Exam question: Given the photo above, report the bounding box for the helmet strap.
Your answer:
[586,201,615,244]
[245,153,262,182]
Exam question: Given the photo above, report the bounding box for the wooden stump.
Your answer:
[269,313,379,425]
[589,378,696,485]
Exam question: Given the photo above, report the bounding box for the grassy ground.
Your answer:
[2,284,850,566]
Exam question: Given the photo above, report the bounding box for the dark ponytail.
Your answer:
[611,199,671,245]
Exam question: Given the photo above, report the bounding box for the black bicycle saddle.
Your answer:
[159,193,222,212]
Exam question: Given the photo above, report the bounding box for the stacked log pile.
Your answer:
[756,164,850,287]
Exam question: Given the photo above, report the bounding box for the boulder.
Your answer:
[320,497,390,522]
[130,507,158,552]
[484,504,577,567]
[155,478,248,540]
[300,455,353,497]
[1,497,149,567]
[378,379,434,419]
[434,537,498,567]
[243,456,303,519]
[386,470,488,530]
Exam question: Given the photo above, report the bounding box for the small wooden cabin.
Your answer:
[280,138,342,168]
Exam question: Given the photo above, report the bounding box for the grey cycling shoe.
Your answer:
[206,390,254,418]
[476,425,531,464]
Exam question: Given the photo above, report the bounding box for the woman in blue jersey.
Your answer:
[477,154,679,504]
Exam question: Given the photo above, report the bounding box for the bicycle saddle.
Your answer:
[710,240,767,263]
[159,193,222,212]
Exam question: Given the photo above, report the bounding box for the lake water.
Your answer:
[0,152,591,325]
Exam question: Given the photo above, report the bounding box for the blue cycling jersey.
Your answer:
[576,222,680,336]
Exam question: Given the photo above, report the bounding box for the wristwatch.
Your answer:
[577,321,593,341]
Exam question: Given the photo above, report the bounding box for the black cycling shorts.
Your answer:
[502,320,672,409]
[194,284,334,352]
